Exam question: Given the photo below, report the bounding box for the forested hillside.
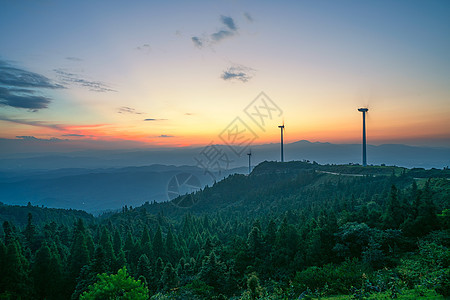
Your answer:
[0,162,449,299]
[0,203,94,228]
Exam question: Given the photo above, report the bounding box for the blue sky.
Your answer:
[1,0,449,150]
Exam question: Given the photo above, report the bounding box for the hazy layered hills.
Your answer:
[0,165,246,214]
[0,140,449,171]
[0,160,448,222]
[0,140,448,214]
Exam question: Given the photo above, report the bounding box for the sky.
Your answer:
[1,0,449,153]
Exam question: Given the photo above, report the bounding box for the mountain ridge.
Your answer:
[0,139,448,170]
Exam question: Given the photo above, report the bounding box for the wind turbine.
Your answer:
[247,150,252,175]
[278,122,285,162]
[357,108,368,166]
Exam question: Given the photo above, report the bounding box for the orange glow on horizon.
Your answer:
[1,111,449,149]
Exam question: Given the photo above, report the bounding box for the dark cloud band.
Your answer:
[0,60,62,89]
[0,60,63,110]
[144,118,167,121]
[0,87,51,110]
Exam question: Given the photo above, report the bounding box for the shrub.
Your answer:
[80,267,149,300]
[293,258,365,295]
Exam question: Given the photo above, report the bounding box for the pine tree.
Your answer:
[414,180,440,236]
[383,185,404,229]
[113,249,127,273]
[33,243,63,299]
[23,212,36,250]
[137,254,152,284]
[140,226,152,259]
[247,226,263,259]
[176,257,187,284]
[58,224,71,247]
[69,219,90,283]
[202,236,214,255]
[411,180,419,204]
[113,228,122,254]
[161,262,178,291]
[91,245,108,275]
[124,230,134,255]
[265,219,277,246]
[4,241,29,298]
[153,225,164,260]
[165,227,176,263]
[99,226,115,268]
[203,215,210,231]
[33,243,52,298]
[86,231,95,259]
[154,257,164,290]
[247,273,262,300]
[2,221,14,245]
[199,251,225,292]
[0,240,7,292]
[318,210,338,264]
[182,214,193,237]
[72,245,110,300]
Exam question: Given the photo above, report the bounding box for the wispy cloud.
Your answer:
[243,12,253,22]
[192,15,238,48]
[211,30,234,42]
[136,44,151,53]
[66,57,82,62]
[185,112,194,116]
[221,65,255,83]
[221,15,237,31]
[0,60,63,110]
[16,136,67,142]
[62,134,85,137]
[0,116,66,131]
[54,69,116,93]
[144,118,167,121]
[118,106,144,115]
[158,134,174,138]
[191,36,203,48]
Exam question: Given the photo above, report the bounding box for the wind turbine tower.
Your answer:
[247,150,252,175]
[358,108,368,166]
[278,124,285,162]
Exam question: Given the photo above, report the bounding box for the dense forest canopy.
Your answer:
[0,161,449,299]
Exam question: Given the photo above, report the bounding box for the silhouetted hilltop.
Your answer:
[135,161,449,219]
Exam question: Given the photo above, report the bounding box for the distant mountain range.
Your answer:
[0,140,448,213]
[0,139,448,170]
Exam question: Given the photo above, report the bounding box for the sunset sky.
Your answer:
[1,0,449,151]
